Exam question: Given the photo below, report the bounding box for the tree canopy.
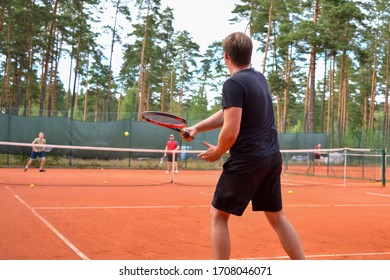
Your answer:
[0,0,389,148]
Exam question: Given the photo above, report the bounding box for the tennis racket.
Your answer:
[159,156,165,165]
[33,144,53,152]
[141,111,192,139]
[43,146,53,152]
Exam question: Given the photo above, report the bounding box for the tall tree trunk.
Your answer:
[160,65,168,112]
[262,0,273,74]
[169,66,174,113]
[70,34,82,120]
[65,49,73,118]
[3,10,11,114]
[276,94,281,132]
[51,36,62,117]
[24,34,33,116]
[39,0,59,116]
[248,0,254,36]
[178,57,186,115]
[106,0,121,121]
[282,47,292,133]
[94,84,99,122]
[47,48,55,117]
[117,93,122,120]
[342,77,348,137]
[307,0,319,133]
[303,67,311,132]
[0,3,6,50]
[84,58,90,121]
[320,53,328,133]
[363,78,368,132]
[137,12,150,121]
[369,37,377,131]
[327,55,335,147]
[146,81,151,111]
[384,21,390,147]
[337,49,347,146]
[14,60,24,115]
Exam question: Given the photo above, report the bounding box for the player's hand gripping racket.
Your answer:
[141,111,193,140]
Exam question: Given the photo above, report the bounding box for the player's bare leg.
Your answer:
[24,159,33,172]
[166,162,171,173]
[174,162,179,173]
[265,210,305,259]
[39,158,46,172]
[210,206,231,259]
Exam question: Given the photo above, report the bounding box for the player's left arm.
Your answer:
[198,107,241,162]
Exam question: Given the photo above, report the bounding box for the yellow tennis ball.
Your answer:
[103,180,107,184]
[124,131,129,136]
[30,184,35,188]
[288,190,293,195]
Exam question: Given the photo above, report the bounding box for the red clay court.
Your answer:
[0,168,389,260]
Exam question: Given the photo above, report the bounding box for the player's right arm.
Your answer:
[198,107,241,162]
[185,110,224,140]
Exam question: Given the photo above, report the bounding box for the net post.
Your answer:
[382,149,386,187]
[283,152,288,171]
[343,148,347,187]
[361,151,365,179]
[171,151,176,184]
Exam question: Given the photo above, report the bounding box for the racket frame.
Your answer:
[141,111,191,138]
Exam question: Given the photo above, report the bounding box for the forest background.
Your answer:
[0,0,389,149]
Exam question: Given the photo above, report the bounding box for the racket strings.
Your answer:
[142,112,186,128]
[148,115,184,125]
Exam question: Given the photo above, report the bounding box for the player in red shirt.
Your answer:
[164,134,180,174]
[314,143,321,166]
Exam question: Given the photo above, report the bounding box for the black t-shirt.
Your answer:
[222,68,279,159]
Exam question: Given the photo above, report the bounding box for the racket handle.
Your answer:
[180,129,193,140]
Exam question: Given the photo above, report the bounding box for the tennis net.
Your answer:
[0,141,222,186]
[281,147,387,186]
[0,141,387,187]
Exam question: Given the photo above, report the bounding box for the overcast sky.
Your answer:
[160,0,248,52]
[58,1,260,92]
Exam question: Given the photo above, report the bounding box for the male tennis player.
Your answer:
[164,134,179,174]
[182,32,305,259]
[24,132,47,172]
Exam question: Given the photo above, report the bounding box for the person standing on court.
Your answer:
[24,131,47,172]
[314,143,321,166]
[164,134,180,174]
[182,32,305,260]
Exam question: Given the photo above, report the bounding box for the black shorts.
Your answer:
[212,152,283,216]
[167,153,178,162]
[314,153,320,160]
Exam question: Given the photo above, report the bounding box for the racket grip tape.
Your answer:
[180,129,192,139]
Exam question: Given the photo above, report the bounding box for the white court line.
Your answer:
[33,203,390,210]
[285,204,390,207]
[282,182,345,187]
[5,187,89,260]
[335,204,390,207]
[33,205,211,210]
[366,192,390,197]
[239,251,390,260]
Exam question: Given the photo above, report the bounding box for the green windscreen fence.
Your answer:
[0,114,327,152]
